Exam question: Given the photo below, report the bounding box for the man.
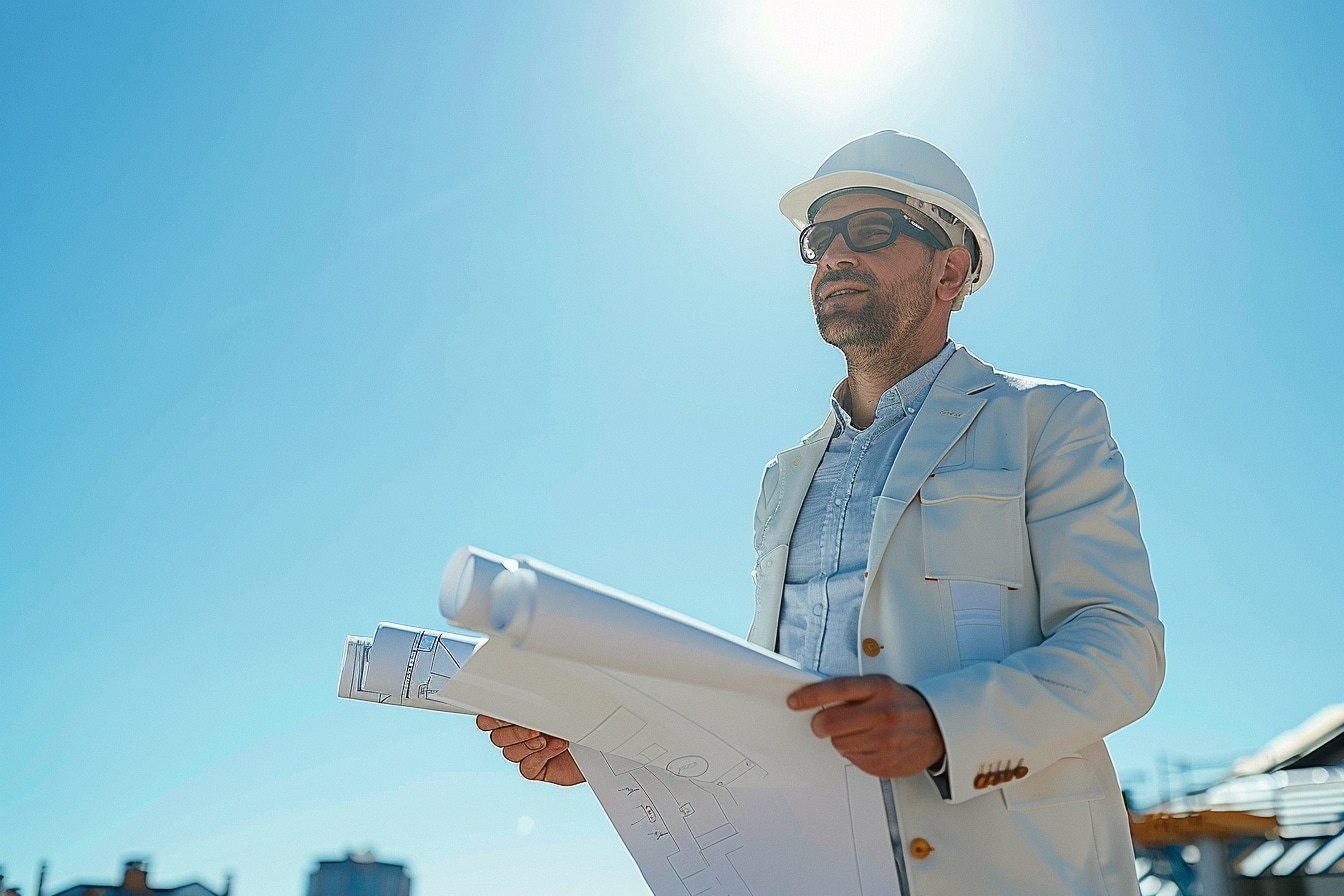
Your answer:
[479,131,1164,896]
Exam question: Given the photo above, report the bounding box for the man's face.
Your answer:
[808,191,940,357]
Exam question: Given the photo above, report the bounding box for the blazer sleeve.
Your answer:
[912,388,1165,804]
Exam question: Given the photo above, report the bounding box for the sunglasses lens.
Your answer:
[800,222,836,263]
[845,211,897,250]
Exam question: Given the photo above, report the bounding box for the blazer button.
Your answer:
[861,638,882,657]
[909,838,934,860]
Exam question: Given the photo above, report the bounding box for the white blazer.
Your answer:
[747,346,1164,896]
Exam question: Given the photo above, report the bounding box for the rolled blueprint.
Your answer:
[338,622,482,712]
[440,545,816,694]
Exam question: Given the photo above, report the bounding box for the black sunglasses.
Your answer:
[800,207,951,264]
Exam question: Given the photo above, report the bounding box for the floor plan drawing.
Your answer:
[581,749,753,896]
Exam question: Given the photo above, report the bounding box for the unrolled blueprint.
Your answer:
[339,546,898,896]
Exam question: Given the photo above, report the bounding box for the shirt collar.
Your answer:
[830,340,956,432]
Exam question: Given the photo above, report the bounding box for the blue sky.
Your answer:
[2,2,1341,894]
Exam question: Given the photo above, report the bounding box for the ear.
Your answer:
[934,246,972,306]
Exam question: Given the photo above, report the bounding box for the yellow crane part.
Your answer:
[1129,810,1279,847]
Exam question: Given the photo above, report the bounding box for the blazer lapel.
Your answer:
[866,348,997,579]
[761,413,835,551]
[748,414,834,648]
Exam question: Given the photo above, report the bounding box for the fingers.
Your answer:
[787,675,890,711]
[501,735,551,762]
[827,728,899,756]
[808,700,893,739]
[477,716,562,759]
[476,715,584,786]
[788,677,946,778]
[518,737,572,780]
[489,725,543,748]
[803,681,935,741]
[476,716,549,749]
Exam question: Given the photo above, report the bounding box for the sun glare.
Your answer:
[721,0,947,110]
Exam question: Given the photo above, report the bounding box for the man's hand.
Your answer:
[475,715,586,786]
[787,674,946,779]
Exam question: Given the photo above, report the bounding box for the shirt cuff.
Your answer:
[926,754,951,800]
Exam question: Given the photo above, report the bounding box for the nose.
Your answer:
[816,232,860,269]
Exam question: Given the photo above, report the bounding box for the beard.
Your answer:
[812,256,936,355]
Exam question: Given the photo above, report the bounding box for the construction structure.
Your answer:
[1131,704,1344,895]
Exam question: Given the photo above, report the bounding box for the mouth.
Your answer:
[814,269,878,305]
[817,284,870,306]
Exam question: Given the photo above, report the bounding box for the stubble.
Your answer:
[811,254,936,361]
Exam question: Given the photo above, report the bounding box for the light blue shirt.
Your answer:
[777,339,956,676]
[776,341,956,894]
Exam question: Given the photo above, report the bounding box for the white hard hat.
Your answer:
[780,130,994,307]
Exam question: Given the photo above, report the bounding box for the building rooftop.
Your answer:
[48,861,227,896]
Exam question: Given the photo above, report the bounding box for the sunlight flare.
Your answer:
[721,0,947,108]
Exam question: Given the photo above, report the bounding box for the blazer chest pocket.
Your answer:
[920,468,1025,589]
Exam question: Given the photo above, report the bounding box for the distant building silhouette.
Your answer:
[0,859,47,896]
[1,865,24,896]
[46,860,228,896]
[307,854,409,896]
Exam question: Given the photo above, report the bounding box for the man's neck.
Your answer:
[840,342,947,430]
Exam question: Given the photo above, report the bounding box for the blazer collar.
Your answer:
[764,345,999,553]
